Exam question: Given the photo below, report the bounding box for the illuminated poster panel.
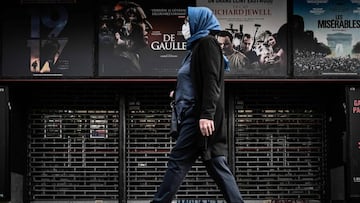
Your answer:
[346,86,360,199]
[293,0,360,77]
[98,0,195,77]
[197,0,288,77]
[1,1,94,77]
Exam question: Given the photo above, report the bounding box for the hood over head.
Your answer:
[186,6,221,50]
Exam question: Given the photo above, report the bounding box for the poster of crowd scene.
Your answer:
[196,0,288,77]
[98,0,195,77]
[293,0,360,77]
[1,0,94,77]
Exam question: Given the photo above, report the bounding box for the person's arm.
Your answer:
[196,37,223,136]
[198,37,222,119]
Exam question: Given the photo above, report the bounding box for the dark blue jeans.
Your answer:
[152,107,243,203]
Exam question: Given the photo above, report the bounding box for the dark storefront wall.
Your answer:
[6,82,342,202]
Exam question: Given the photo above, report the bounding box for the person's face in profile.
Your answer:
[113,2,153,51]
[128,19,152,46]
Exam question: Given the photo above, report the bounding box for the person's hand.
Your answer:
[199,119,215,136]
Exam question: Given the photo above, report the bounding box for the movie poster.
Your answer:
[98,0,195,77]
[1,0,94,77]
[293,0,360,77]
[346,87,360,198]
[196,0,288,77]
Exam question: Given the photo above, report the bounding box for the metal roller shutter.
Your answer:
[24,83,328,202]
[231,84,326,202]
[27,85,120,201]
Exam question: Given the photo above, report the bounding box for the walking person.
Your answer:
[151,6,244,203]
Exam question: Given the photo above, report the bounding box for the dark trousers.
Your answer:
[152,115,243,203]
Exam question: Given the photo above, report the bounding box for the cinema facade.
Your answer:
[1,0,360,203]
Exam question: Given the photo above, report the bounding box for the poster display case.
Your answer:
[293,0,360,77]
[1,0,94,77]
[197,0,289,77]
[98,0,195,77]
